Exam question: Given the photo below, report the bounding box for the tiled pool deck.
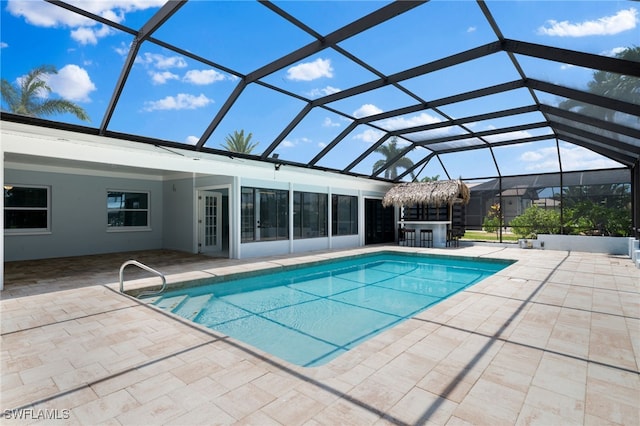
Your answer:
[2,245,638,425]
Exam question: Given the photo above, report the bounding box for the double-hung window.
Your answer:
[4,185,50,233]
[107,191,150,230]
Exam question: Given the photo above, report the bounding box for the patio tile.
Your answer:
[457,377,526,424]
[72,389,141,424]
[347,376,406,413]
[416,368,475,403]
[0,378,60,409]
[313,395,385,425]
[116,395,186,425]
[165,400,236,426]
[531,352,587,400]
[51,362,110,392]
[212,359,269,390]
[492,342,543,376]
[169,356,224,384]
[387,387,457,425]
[519,385,585,424]
[261,389,325,425]
[213,383,277,420]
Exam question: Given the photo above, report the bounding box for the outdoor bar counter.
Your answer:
[398,221,451,248]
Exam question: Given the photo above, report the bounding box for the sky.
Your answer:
[1,0,638,181]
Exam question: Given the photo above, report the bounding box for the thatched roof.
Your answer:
[382,180,470,207]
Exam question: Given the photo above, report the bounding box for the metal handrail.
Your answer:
[119,260,167,297]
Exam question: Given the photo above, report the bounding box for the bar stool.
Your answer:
[420,229,433,248]
[447,228,461,247]
[401,228,416,247]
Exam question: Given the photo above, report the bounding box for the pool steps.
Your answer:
[173,294,215,320]
[155,295,187,311]
[146,294,214,321]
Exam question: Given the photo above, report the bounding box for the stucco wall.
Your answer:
[162,177,196,253]
[537,234,630,255]
[5,168,164,261]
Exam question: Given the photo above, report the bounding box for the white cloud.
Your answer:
[138,53,188,70]
[378,112,441,130]
[1,42,8,48]
[601,46,627,57]
[287,58,333,81]
[281,137,311,149]
[307,86,341,97]
[467,26,477,33]
[71,24,112,45]
[520,145,618,171]
[183,69,226,85]
[150,71,179,85]
[353,128,384,143]
[538,8,638,37]
[484,130,533,143]
[520,150,544,162]
[353,104,383,118]
[323,117,341,127]
[7,0,93,27]
[143,93,212,111]
[186,136,199,145]
[7,0,165,43]
[43,64,96,102]
[114,42,130,57]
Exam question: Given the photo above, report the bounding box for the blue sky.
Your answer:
[1,0,638,181]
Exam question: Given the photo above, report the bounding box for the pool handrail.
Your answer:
[119,260,167,297]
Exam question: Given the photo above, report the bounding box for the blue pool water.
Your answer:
[143,252,513,367]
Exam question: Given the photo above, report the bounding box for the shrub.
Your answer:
[482,203,502,236]
[510,205,561,238]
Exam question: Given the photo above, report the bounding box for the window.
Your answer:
[241,187,288,242]
[107,191,149,229]
[332,194,358,236]
[294,191,327,239]
[4,185,50,233]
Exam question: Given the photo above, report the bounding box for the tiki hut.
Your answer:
[382,179,470,208]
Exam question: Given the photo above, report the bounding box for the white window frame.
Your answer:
[106,190,151,232]
[4,184,51,235]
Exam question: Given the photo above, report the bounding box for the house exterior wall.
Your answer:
[2,121,392,266]
[162,177,196,253]
[4,168,164,261]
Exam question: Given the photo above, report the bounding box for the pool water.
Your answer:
[143,252,513,367]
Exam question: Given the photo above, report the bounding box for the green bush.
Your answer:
[482,203,502,236]
[510,205,561,238]
[563,200,632,236]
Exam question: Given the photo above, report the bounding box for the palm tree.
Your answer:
[559,46,639,121]
[421,175,440,182]
[221,129,259,154]
[1,64,90,121]
[372,137,415,180]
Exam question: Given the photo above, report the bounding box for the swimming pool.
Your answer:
[142,252,513,367]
